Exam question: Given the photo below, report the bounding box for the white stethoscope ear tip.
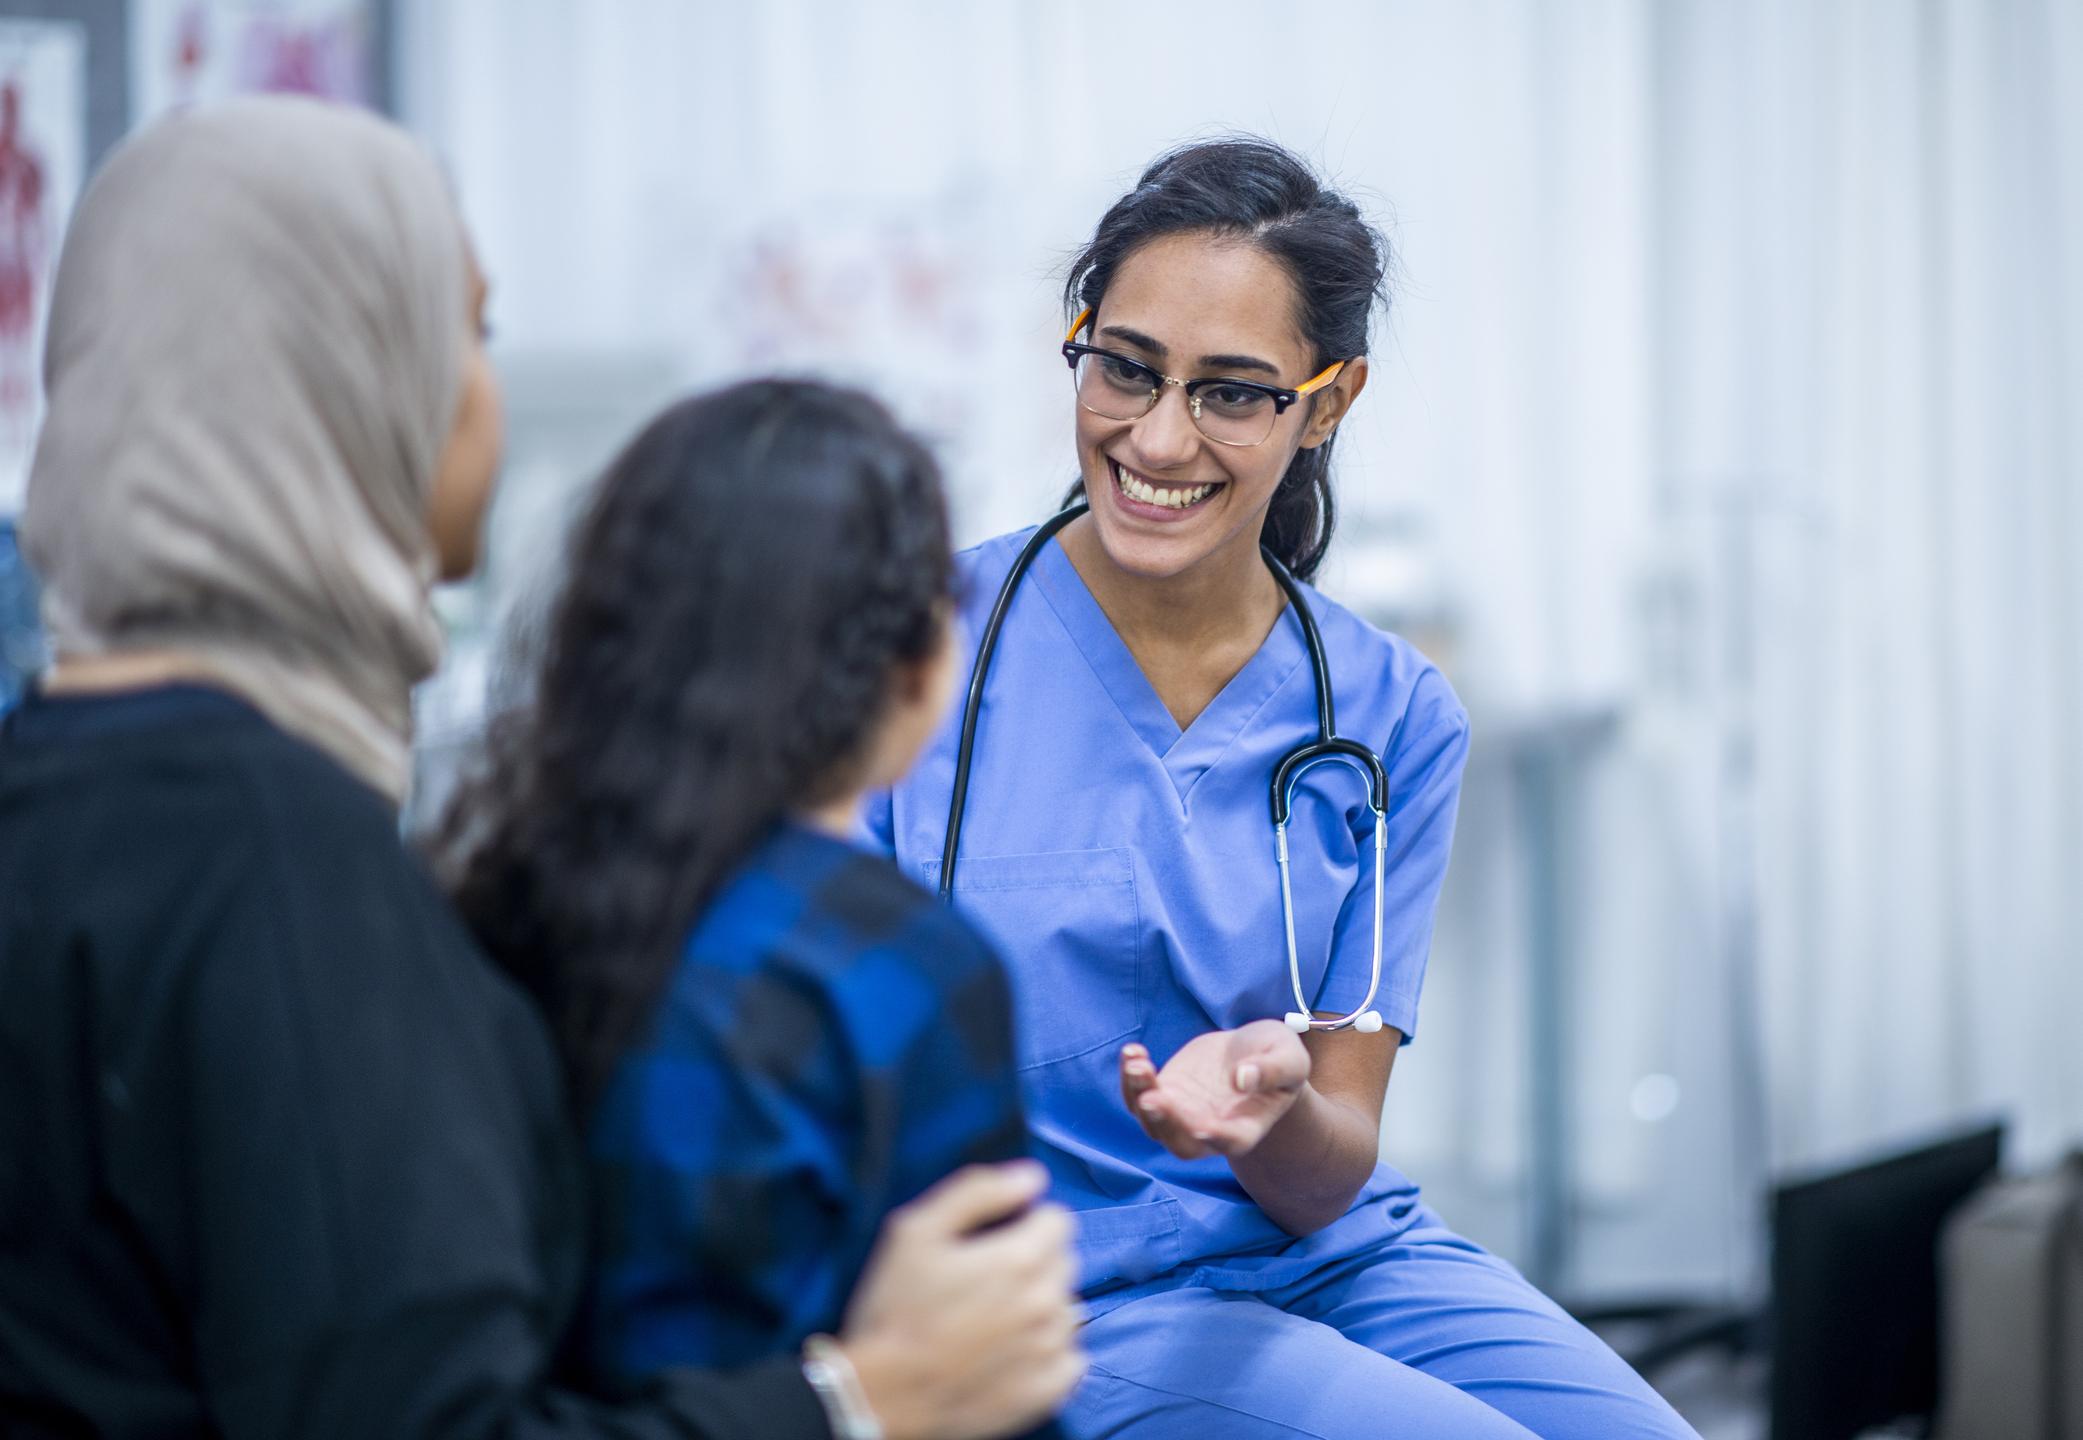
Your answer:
[1354,1011,1384,1034]
[1283,1012,1313,1034]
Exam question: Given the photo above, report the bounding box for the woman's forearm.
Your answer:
[1225,1082,1379,1235]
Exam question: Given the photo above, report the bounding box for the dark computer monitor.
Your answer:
[1769,1118,2005,1440]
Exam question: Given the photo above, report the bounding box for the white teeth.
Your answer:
[1112,462,1214,511]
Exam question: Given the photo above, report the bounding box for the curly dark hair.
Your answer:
[437,379,955,1109]
[1062,137,1390,581]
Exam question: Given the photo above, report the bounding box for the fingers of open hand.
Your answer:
[1259,1040,1312,1092]
[1129,1086,1215,1158]
[1118,1043,1158,1111]
[1121,1050,1207,1156]
[1126,1032,1309,1158]
[1231,1057,1307,1105]
[1229,1021,1312,1091]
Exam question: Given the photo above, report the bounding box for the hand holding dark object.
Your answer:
[1118,1022,1313,1160]
[838,1162,1086,1440]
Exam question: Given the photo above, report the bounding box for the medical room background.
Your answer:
[1,2,2077,1435]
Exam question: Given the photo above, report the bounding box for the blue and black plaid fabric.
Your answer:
[582,819,1030,1394]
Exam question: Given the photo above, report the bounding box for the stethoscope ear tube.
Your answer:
[1271,740,1388,823]
[938,503,1089,902]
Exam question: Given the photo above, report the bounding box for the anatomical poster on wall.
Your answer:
[130,0,373,125]
[0,20,85,513]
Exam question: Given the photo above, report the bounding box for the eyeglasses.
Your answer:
[1060,308,1347,448]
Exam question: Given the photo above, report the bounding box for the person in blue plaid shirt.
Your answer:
[445,379,1083,1440]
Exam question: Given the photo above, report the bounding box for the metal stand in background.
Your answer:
[1564,491,1786,1389]
[1502,704,1622,1294]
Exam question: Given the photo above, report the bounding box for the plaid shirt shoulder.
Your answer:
[583,821,1027,1392]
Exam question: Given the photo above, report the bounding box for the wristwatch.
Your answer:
[801,1334,886,1440]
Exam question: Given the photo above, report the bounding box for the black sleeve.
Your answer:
[104,763,831,1440]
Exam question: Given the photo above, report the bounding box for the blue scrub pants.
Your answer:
[1065,1212,1700,1439]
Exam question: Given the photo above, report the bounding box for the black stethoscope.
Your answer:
[935,502,1390,1034]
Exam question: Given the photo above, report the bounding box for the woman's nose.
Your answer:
[1125,386,1202,470]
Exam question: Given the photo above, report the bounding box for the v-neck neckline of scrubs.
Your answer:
[1029,534,1309,809]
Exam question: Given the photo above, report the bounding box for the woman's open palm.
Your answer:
[1118,1020,1312,1159]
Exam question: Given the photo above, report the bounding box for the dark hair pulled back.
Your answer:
[1063,137,1389,582]
[439,379,953,1110]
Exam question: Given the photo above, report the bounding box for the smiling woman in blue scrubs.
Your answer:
[869,140,1697,1439]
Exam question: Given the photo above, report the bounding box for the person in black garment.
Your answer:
[0,96,1081,1440]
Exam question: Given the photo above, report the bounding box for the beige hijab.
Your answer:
[23,96,468,805]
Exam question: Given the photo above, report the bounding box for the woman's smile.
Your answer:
[1108,456,1225,519]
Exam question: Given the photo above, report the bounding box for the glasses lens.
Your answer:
[1190,382,1279,447]
[1072,351,1157,422]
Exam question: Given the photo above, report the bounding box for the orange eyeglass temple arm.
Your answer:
[1294,360,1345,395]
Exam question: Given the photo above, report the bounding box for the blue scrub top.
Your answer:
[865,527,1470,1313]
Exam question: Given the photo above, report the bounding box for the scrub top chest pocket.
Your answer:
[931,847,1142,1071]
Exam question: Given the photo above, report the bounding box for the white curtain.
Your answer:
[397,0,2083,1299]
[1657,0,2083,1169]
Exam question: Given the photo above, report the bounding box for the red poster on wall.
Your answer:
[130,0,373,125]
[0,20,83,513]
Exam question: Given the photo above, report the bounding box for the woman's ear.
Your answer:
[1298,355,1369,450]
[859,611,958,792]
[889,645,938,705]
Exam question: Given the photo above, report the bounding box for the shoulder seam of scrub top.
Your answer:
[1292,583,1468,779]
[1309,587,1463,750]
[956,528,1033,596]
[1173,572,1431,824]
[1380,712,1471,835]
[1378,684,1470,784]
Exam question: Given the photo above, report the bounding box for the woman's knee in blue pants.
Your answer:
[1272,1229,1699,1440]
[1068,1287,1545,1439]
[1066,1229,1700,1440]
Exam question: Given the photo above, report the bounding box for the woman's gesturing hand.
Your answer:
[838,1160,1086,1440]
[1118,1020,1313,1160]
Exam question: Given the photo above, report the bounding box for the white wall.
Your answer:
[398,0,2083,1300]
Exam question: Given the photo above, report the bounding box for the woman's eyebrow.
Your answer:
[1098,324,1165,355]
[1098,325,1284,378]
[1197,351,1280,377]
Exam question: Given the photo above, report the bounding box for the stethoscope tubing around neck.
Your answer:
[937,503,1088,902]
[937,502,1391,1036]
